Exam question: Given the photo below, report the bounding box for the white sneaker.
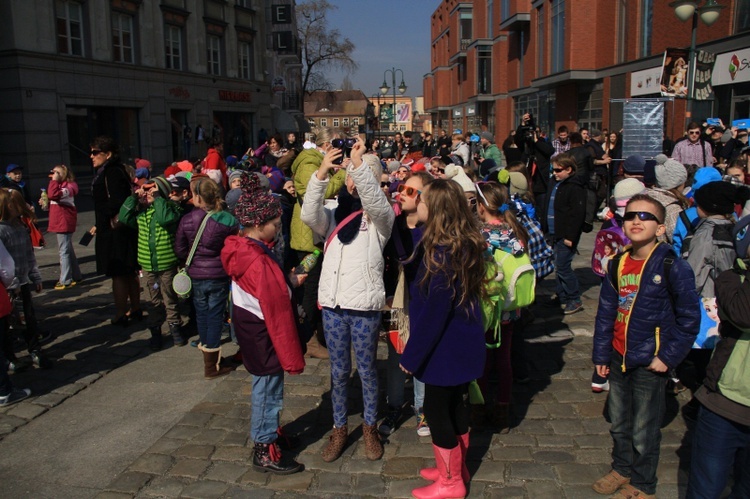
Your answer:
[591,381,610,393]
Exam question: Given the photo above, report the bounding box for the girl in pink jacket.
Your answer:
[46,165,82,289]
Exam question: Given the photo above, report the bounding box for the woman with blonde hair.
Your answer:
[400,179,487,499]
[45,164,82,289]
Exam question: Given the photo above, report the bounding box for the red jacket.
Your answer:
[221,235,304,375]
[204,147,227,188]
[47,180,78,233]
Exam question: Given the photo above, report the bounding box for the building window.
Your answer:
[616,0,627,63]
[56,0,84,56]
[487,0,493,38]
[342,118,349,126]
[577,82,603,132]
[640,0,653,57]
[236,0,251,8]
[478,46,492,94]
[460,12,472,50]
[736,1,750,33]
[551,0,565,73]
[165,25,182,70]
[353,118,359,126]
[333,118,339,127]
[501,0,510,21]
[514,95,539,129]
[207,35,222,75]
[238,41,254,80]
[112,12,134,63]
[400,125,406,132]
[321,118,327,127]
[537,4,545,76]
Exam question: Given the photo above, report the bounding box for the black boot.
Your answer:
[148,326,162,351]
[169,322,186,347]
[252,442,303,475]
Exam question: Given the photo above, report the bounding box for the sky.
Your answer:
[319,0,438,100]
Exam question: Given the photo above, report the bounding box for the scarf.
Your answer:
[333,185,363,245]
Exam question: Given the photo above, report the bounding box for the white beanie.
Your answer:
[613,178,646,207]
[444,164,475,193]
[654,154,688,190]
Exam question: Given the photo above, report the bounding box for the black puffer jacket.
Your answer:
[541,172,587,246]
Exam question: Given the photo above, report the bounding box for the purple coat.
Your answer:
[175,208,238,280]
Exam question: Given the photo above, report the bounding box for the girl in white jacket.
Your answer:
[301,137,394,463]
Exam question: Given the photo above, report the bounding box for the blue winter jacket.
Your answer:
[593,243,700,372]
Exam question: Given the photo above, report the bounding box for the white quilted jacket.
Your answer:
[300,158,395,311]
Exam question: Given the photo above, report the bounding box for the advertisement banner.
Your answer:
[660,48,690,99]
[693,50,715,101]
[380,104,393,123]
[712,47,750,86]
[630,66,662,96]
[396,102,411,123]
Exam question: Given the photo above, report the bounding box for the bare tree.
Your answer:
[340,75,354,91]
[297,0,358,95]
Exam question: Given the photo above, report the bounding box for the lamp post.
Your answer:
[380,68,407,134]
[669,0,725,123]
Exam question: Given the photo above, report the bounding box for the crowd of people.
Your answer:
[0,115,749,498]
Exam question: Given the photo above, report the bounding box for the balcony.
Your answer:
[460,39,471,51]
[499,12,530,32]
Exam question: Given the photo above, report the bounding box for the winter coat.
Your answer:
[47,180,78,234]
[301,159,395,311]
[119,196,181,272]
[685,217,736,299]
[451,141,470,166]
[175,208,238,280]
[0,221,41,286]
[290,149,347,253]
[400,246,486,386]
[221,235,304,376]
[541,172,587,246]
[593,243,700,372]
[647,188,686,243]
[515,128,555,195]
[480,143,503,166]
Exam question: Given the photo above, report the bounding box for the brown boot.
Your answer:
[305,335,329,359]
[201,346,234,379]
[362,423,384,461]
[321,425,348,462]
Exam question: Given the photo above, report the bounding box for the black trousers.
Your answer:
[424,383,470,449]
[296,250,325,346]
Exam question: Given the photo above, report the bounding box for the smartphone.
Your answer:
[79,232,94,246]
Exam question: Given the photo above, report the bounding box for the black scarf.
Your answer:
[333,185,363,245]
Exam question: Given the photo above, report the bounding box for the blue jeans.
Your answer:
[386,339,425,412]
[57,232,82,285]
[250,372,284,444]
[554,239,580,305]
[608,355,666,495]
[322,307,381,427]
[686,405,750,499]
[192,278,229,349]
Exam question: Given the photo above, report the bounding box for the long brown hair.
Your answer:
[477,181,529,248]
[0,190,11,222]
[416,179,487,312]
[9,189,35,222]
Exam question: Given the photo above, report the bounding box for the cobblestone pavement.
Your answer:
[0,212,695,498]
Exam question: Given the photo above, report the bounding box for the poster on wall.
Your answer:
[631,66,662,96]
[396,102,411,123]
[693,50,715,101]
[660,48,690,99]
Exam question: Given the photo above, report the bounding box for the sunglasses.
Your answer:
[552,167,567,173]
[380,181,391,187]
[90,149,103,156]
[397,184,421,197]
[623,211,662,223]
[688,131,701,135]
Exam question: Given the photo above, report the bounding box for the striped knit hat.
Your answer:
[234,172,281,227]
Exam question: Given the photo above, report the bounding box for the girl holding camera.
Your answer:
[45,165,82,290]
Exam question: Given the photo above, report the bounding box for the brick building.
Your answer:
[304,90,372,135]
[424,0,750,143]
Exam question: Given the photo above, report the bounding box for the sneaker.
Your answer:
[54,281,77,290]
[378,407,400,436]
[592,469,630,495]
[416,411,431,437]
[30,351,53,369]
[0,388,31,407]
[591,381,610,393]
[563,301,584,315]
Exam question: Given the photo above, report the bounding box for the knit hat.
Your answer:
[225,188,242,213]
[508,172,528,197]
[228,169,243,186]
[151,176,172,198]
[177,160,193,172]
[622,155,646,175]
[387,160,401,173]
[733,215,750,259]
[694,181,738,215]
[252,171,271,191]
[444,163,475,193]
[691,166,722,192]
[234,173,281,227]
[654,154,687,190]
[613,178,646,207]
[135,158,151,170]
[480,131,495,143]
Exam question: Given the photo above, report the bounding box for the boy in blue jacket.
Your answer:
[592,194,700,499]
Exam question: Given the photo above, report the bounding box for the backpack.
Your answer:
[482,247,536,347]
[678,210,696,258]
[591,218,630,277]
[512,196,555,279]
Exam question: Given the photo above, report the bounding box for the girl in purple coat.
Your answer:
[175,176,239,377]
[400,179,487,499]
[45,165,82,289]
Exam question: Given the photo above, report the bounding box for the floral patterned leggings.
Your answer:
[322,307,382,428]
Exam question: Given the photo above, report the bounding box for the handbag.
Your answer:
[172,212,212,298]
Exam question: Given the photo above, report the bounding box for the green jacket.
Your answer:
[119,195,181,272]
[290,148,347,252]
[481,143,504,166]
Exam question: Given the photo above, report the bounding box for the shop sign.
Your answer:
[272,77,286,94]
[453,108,462,117]
[168,86,190,99]
[218,90,252,103]
[466,105,476,116]
[630,67,662,96]
[712,47,750,86]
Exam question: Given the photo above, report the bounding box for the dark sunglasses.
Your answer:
[688,131,701,135]
[623,211,662,223]
[331,138,357,149]
[552,167,566,173]
[90,149,103,155]
[381,181,391,187]
[397,184,421,197]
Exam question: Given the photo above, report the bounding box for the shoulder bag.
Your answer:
[172,212,212,298]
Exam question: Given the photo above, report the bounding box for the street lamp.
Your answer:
[669,0,725,122]
[380,68,407,133]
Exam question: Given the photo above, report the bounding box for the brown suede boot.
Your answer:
[362,423,384,460]
[305,335,329,359]
[321,425,348,462]
[201,346,234,379]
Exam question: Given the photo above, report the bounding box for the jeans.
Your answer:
[386,339,425,411]
[608,354,666,495]
[686,405,750,499]
[192,278,229,349]
[322,307,381,427]
[250,372,284,444]
[554,239,580,305]
[57,232,82,285]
